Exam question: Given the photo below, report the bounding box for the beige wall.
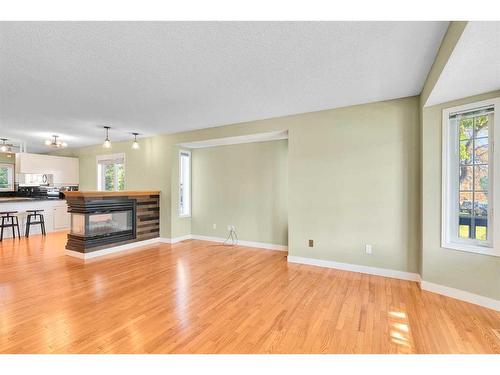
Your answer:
[191,140,288,245]
[422,90,500,300]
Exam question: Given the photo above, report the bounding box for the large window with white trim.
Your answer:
[97,154,125,191]
[179,150,191,217]
[0,163,14,191]
[442,98,500,256]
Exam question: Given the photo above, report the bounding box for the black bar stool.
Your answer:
[25,209,46,237]
[0,211,21,241]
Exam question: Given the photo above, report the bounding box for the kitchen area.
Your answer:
[0,150,79,239]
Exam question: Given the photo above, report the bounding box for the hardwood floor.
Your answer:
[0,232,499,354]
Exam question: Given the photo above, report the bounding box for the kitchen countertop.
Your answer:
[64,191,160,198]
[0,197,66,203]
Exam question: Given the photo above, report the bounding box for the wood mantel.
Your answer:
[64,191,160,198]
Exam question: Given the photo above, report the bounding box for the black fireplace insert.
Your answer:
[68,199,136,249]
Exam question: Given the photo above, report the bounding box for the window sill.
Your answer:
[179,214,191,219]
[441,241,500,257]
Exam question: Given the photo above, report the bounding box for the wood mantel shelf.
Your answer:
[64,191,160,198]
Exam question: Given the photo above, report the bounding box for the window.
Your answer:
[0,163,14,191]
[97,154,125,191]
[179,150,191,217]
[442,98,500,256]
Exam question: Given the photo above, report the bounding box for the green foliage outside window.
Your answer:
[0,167,9,189]
[103,163,125,191]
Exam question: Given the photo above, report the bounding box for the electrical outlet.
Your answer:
[308,239,314,247]
[365,244,372,254]
[213,223,217,230]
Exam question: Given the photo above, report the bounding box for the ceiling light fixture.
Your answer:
[45,135,68,148]
[131,132,140,150]
[0,139,17,157]
[103,126,112,148]
[0,138,8,152]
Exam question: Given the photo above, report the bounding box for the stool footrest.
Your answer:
[25,211,46,238]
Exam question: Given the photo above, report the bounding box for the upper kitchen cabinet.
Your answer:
[15,153,79,185]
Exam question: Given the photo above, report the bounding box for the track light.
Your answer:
[103,126,112,148]
[131,133,140,150]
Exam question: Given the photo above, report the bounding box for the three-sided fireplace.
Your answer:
[67,199,136,250]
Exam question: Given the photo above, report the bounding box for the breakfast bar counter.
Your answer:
[0,198,69,238]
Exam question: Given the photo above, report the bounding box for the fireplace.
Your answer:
[67,199,136,250]
[64,191,160,257]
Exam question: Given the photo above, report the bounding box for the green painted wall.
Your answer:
[417,22,469,276]
[417,21,500,300]
[191,140,288,245]
[41,22,500,301]
[287,97,420,272]
[422,90,500,300]
[52,135,174,238]
[56,95,420,273]
[0,154,15,164]
[420,21,468,107]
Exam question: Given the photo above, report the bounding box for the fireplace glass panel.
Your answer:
[87,211,133,237]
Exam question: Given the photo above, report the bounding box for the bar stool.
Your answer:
[0,211,21,241]
[25,209,46,237]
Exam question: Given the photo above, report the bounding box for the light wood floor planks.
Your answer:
[0,232,499,353]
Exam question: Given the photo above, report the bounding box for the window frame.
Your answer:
[441,97,500,257]
[0,163,15,192]
[178,149,191,218]
[96,153,126,192]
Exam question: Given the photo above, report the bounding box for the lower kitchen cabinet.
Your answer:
[0,200,70,239]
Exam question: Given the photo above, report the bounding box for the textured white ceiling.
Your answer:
[0,21,448,152]
[426,22,500,106]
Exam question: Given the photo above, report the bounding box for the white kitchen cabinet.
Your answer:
[15,153,79,185]
[53,205,70,230]
[0,200,70,238]
[15,153,47,174]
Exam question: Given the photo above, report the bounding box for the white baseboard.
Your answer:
[64,234,499,311]
[420,280,500,312]
[171,234,193,243]
[287,255,420,281]
[65,237,161,260]
[191,234,288,251]
[287,255,500,311]
[159,235,193,244]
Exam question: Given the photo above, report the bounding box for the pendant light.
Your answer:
[0,138,8,152]
[131,132,140,150]
[103,126,112,148]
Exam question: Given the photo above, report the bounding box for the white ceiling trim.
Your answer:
[177,130,288,149]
